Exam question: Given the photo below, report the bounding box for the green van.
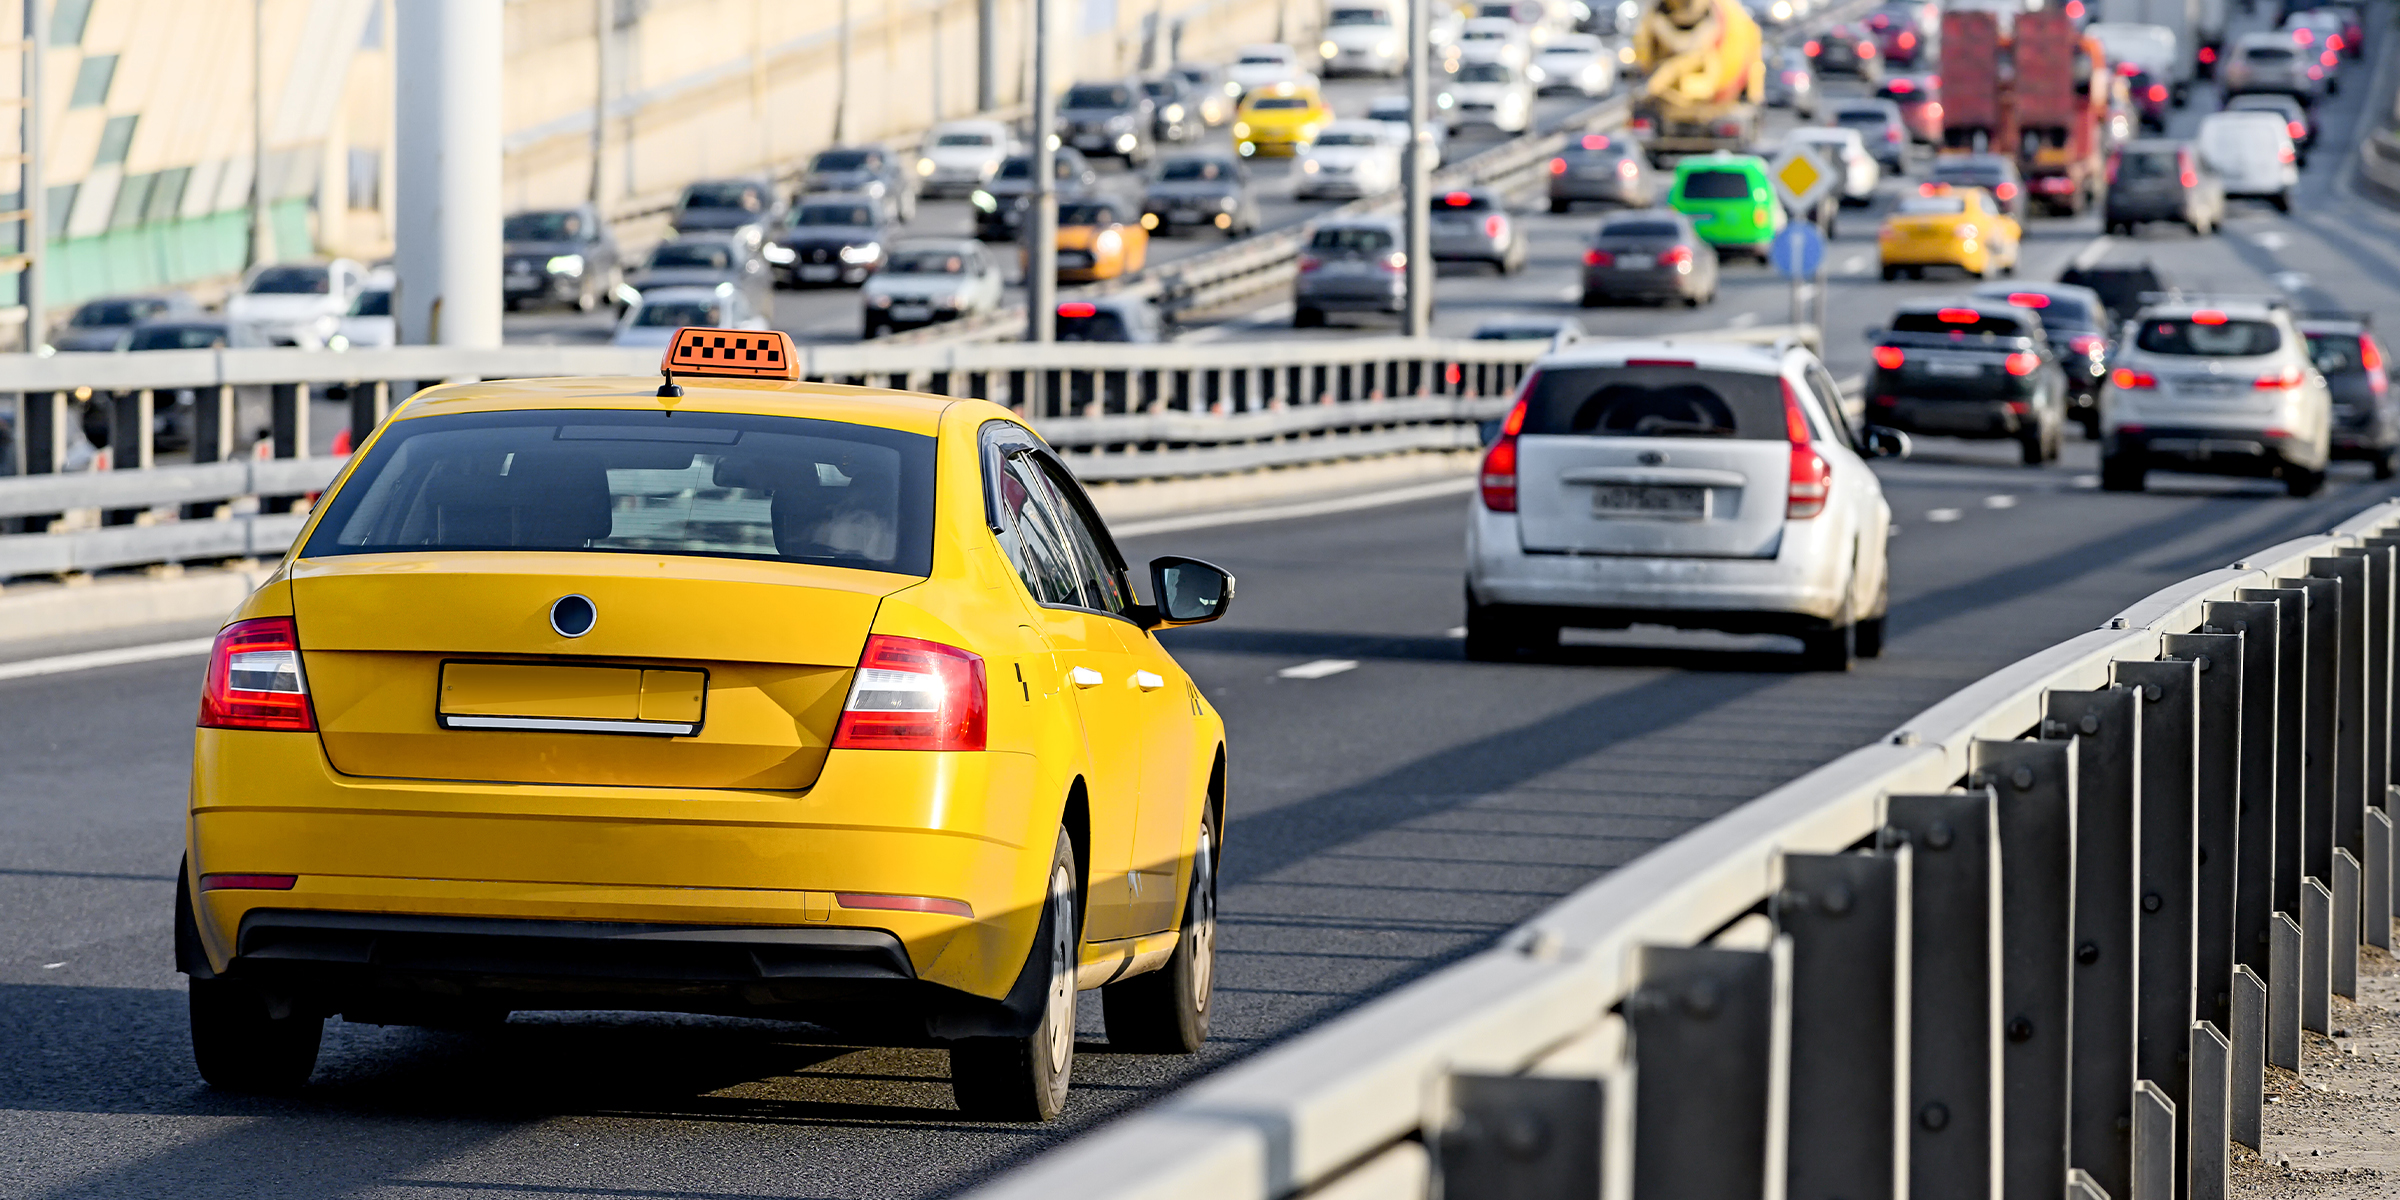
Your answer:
[1669,154,1786,259]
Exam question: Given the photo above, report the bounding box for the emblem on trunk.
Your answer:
[550,595,597,638]
[1639,450,1668,465]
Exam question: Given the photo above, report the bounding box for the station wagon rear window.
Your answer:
[305,410,938,576]
[1521,366,1788,440]
[2135,318,2282,357]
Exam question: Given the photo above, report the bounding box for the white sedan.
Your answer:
[1455,17,1533,67]
[1531,33,1617,95]
[1295,121,1405,199]
[1441,60,1534,132]
[1226,44,1319,96]
[610,284,770,349]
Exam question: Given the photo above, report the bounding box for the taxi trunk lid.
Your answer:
[292,554,900,791]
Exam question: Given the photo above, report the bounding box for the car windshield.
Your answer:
[629,300,722,327]
[1058,311,1132,341]
[933,131,993,147]
[1455,63,1514,83]
[1314,130,1380,146]
[348,290,392,317]
[1521,367,1790,439]
[302,409,939,576]
[1065,84,1133,108]
[249,267,330,294]
[649,244,735,271]
[1461,28,1508,40]
[1547,37,1603,54]
[1238,52,1288,65]
[1330,7,1392,24]
[1159,158,1232,181]
[1057,202,1119,225]
[1897,195,1966,214]
[1311,226,1395,254]
[682,183,761,210]
[2118,149,2182,179]
[793,204,876,227]
[127,325,227,351]
[2246,45,2295,60]
[1600,221,1682,238]
[504,212,582,240]
[1680,170,1754,200]
[71,299,160,326]
[886,249,968,274]
[1251,96,1310,109]
[810,151,872,172]
[2136,317,2283,356]
[2229,96,2298,116]
[996,157,1033,179]
[2305,332,2364,374]
[1143,80,1179,100]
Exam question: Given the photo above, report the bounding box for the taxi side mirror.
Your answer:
[1143,555,1236,628]
[1863,426,1912,460]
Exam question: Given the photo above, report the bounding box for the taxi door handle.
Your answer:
[1134,670,1166,691]
[1071,666,1105,688]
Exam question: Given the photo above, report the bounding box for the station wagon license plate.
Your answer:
[1592,484,1706,518]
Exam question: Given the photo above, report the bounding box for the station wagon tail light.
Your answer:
[2114,368,2158,389]
[1481,382,1532,512]
[1873,346,1906,370]
[832,636,988,752]
[2255,367,2304,390]
[1585,248,1614,267]
[199,618,314,732]
[2005,351,2040,376]
[1782,380,1830,520]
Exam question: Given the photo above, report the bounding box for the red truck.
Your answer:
[1935,9,2109,215]
[1938,11,2011,154]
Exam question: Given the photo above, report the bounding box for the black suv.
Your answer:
[1863,301,2071,465]
[2058,259,2170,325]
[2300,316,2398,478]
[1972,282,2113,436]
[1058,79,1156,167]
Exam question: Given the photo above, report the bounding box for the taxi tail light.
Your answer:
[838,892,975,918]
[200,874,298,891]
[1481,381,1534,512]
[1585,248,1614,267]
[2255,367,2304,390]
[2005,351,2040,376]
[2114,368,2158,390]
[1873,346,1906,370]
[198,617,314,732]
[831,636,988,752]
[1783,380,1830,520]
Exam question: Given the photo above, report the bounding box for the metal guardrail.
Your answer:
[961,501,2400,1200]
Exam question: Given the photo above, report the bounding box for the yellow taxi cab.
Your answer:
[1877,182,2022,281]
[175,328,1233,1121]
[1232,83,1332,157]
[1030,198,1150,282]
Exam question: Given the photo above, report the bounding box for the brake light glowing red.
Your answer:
[2199,45,2216,63]
[1995,182,2019,201]
[2113,368,2158,389]
[1481,386,1531,512]
[1888,78,1915,93]
[200,874,298,891]
[1859,41,1877,57]
[1057,301,1096,318]
[2005,351,2040,376]
[2322,50,2339,66]
[2328,34,2344,50]
[1887,127,1903,143]
[2070,334,2105,356]
[1484,214,1506,239]
[2292,27,2313,44]
[1298,254,1323,272]
[1783,380,1829,520]
[2064,0,2083,14]
[1804,39,1821,55]
[2148,83,2168,102]
[2255,367,2303,390]
[1873,346,1906,370]
[2288,121,2306,139]
[2362,338,2385,371]
[1581,133,1610,150]
[831,636,988,752]
[1444,191,1473,206]
[198,617,314,732]
[2006,292,2050,308]
[1662,244,1694,268]
[1585,248,1613,267]
[1550,157,1569,174]
[2181,167,2199,187]
[1898,31,1916,49]
[2192,309,2227,325]
[1938,308,1980,324]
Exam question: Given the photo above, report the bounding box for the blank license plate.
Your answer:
[1171,209,1203,222]
[891,305,931,321]
[1592,484,1705,518]
[1925,360,1984,377]
[1615,253,1654,269]
[800,265,838,281]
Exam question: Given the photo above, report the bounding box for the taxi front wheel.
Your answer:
[953,831,1079,1121]
[190,975,322,1093]
[1103,812,1218,1053]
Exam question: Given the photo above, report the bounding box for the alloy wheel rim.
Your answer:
[1189,829,1216,1012]
[1045,864,1075,1076]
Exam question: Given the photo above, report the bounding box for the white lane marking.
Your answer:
[1983,494,2017,509]
[1278,658,1360,680]
[2274,271,2313,292]
[1111,476,1476,538]
[2254,230,2289,250]
[1926,508,1963,523]
[2070,235,2114,269]
[0,637,216,684]
[1843,255,1867,273]
[1556,285,1582,301]
[1727,311,1758,328]
[42,962,65,970]
[1445,626,1468,638]
[2073,474,2100,488]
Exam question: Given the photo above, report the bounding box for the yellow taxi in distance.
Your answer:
[177,328,1233,1121]
[1032,198,1150,282]
[1232,83,1331,157]
[1877,183,2023,281]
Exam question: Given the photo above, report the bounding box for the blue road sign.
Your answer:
[1771,222,1825,282]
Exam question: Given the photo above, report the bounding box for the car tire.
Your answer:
[1579,290,1603,308]
[2099,453,2146,492]
[1293,306,1324,328]
[2284,463,2326,498]
[1101,810,1216,1054]
[2376,447,2398,481]
[1550,197,1571,214]
[190,973,323,1094]
[1881,265,1898,281]
[952,830,1078,1121]
[2018,426,2050,466]
[1463,588,1529,661]
[2079,411,2102,441]
[2273,191,2292,213]
[1799,620,1855,672]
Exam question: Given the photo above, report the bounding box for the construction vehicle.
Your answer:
[1625,0,1766,158]
[1939,8,2112,215]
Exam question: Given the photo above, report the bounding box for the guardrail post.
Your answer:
[2268,913,2302,1069]
[2160,633,2243,1030]
[2299,878,2331,1034]
[2235,587,2308,920]
[1434,1074,1603,1199]
[2189,1020,2230,1200]
[2308,557,2368,865]
[2279,575,2340,889]
[2202,601,2281,989]
[2331,849,2359,999]
[1967,738,2079,1200]
[1883,790,2001,1200]
[1776,847,1909,1200]
[2041,686,2142,1200]
[264,382,311,514]
[2065,1168,2107,1200]
[2333,546,2390,823]
[2129,1080,2174,1200]
[15,389,65,475]
[190,385,236,465]
[2230,964,2266,1147]
[2368,806,2394,952]
[2113,658,2198,1194]
[1626,942,1790,1200]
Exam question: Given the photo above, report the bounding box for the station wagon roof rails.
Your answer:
[2135,290,2291,311]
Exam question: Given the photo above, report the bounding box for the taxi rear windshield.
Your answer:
[2135,318,2282,357]
[1522,366,1787,440]
[304,410,938,576]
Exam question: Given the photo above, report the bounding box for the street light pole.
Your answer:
[589,0,609,207]
[248,0,274,269]
[1027,0,1056,344]
[19,0,45,354]
[1402,0,1432,338]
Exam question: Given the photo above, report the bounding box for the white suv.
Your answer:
[2100,299,2333,495]
[1466,340,1900,669]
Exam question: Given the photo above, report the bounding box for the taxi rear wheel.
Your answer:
[952,831,1078,1121]
[1102,812,1217,1053]
[190,975,322,1093]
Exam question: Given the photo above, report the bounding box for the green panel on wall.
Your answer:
[36,202,316,307]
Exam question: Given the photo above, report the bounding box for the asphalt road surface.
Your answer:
[11,18,2400,1200]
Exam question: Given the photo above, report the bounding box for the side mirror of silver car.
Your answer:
[1863,426,1912,460]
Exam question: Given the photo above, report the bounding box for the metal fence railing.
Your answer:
[958,502,2400,1200]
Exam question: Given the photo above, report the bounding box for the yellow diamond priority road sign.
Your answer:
[1768,145,1837,215]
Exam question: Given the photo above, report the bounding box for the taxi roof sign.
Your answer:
[662,327,799,383]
